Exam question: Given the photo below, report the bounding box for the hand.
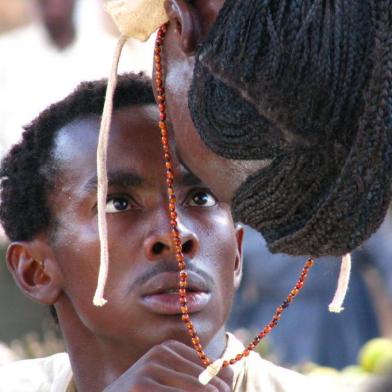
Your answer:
[103,340,233,392]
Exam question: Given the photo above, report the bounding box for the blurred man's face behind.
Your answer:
[37,0,76,29]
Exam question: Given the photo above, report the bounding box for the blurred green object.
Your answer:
[358,337,392,375]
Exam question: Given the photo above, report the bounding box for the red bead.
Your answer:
[179,280,187,288]
[179,288,186,297]
[195,345,204,353]
[182,314,190,322]
[291,288,299,297]
[202,359,210,366]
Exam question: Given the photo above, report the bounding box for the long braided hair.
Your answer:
[189,0,392,257]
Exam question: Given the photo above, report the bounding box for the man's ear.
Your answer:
[233,225,244,290]
[6,237,63,305]
[164,0,202,54]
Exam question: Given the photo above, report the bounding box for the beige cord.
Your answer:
[328,253,352,313]
[94,0,168,307]
[93,35,128,307]
[199,358,225,386]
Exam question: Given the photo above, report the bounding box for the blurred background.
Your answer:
[0,0,155,364]
[0,0,154,157]
[0,1,392,388]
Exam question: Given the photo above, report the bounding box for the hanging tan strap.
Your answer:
[93,35,128,307]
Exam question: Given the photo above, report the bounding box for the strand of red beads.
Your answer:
[154,23,314,370]
[155,24,211,367]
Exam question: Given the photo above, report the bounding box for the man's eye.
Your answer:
[105,196,131,213]
[186,190,217,207]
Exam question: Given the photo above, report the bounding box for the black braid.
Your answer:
[189,0,392,256]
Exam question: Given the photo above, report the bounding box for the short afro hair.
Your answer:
[0,73,155,242]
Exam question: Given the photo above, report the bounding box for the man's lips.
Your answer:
[139,271,211,315]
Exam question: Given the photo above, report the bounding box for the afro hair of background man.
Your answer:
[0,73,154,242]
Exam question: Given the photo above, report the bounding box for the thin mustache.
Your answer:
[130,261,214,292]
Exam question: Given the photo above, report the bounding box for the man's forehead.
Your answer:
[51,112,205,190]
[53,105,158,160]
[53,115,101,162]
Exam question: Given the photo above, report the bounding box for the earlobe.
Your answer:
[7,240,63,305]
[233,225,244,290]
[164,0,202,54]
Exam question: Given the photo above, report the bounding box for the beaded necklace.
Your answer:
[154,23,314,384]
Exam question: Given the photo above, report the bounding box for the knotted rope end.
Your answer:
[93,296,108,307]
[328,253,352,314]
[198,358,224,385]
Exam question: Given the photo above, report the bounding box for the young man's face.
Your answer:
[48,104,242,358]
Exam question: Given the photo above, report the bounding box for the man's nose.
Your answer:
[143,216,200,261]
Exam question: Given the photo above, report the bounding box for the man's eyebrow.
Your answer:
[179,171,203,187]
[176,155,203,187]
[83,171,143,193]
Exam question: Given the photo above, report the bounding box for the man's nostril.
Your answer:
[182,240,192,254]
[152,242,165,254]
